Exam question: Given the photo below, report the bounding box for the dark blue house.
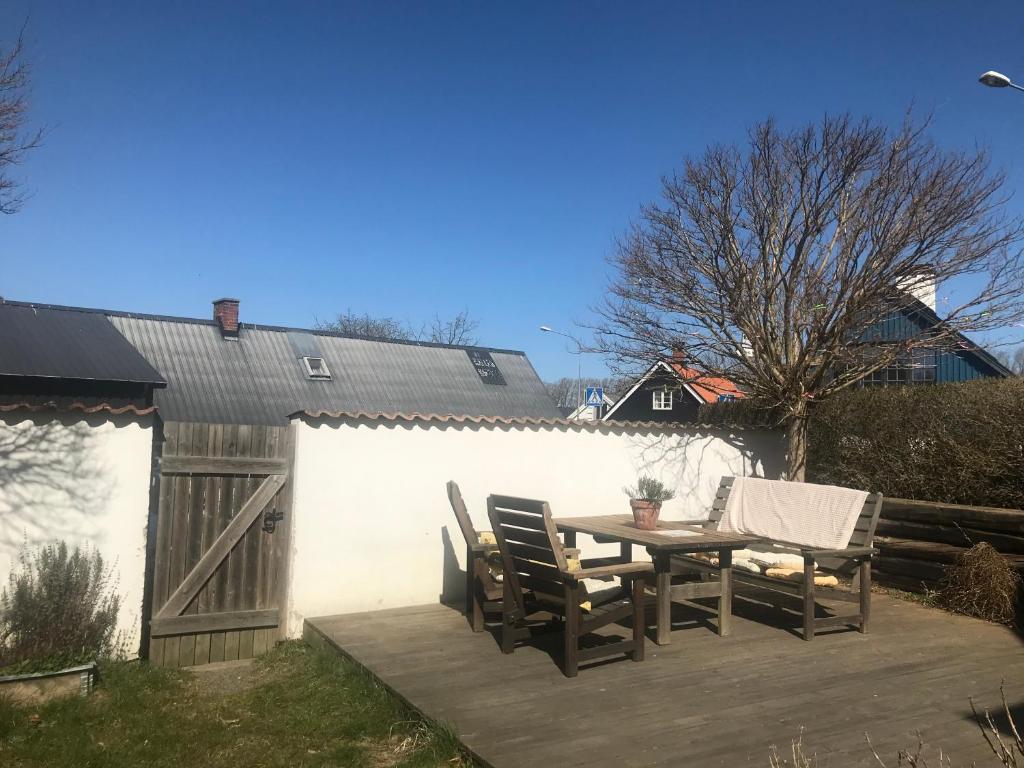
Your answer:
[858,296,1012,387]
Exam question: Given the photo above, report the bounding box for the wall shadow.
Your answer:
[439,525,465,607]
[626,426,786,515]
[0,412,123,551]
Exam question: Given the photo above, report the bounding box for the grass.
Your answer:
[0,641,472,768]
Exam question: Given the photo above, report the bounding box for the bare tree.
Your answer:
[596,114,1024,480]
[0,30,43,215]
[995,345,1024,376]
[314,310,415,341]
[544,376,631,410]
[315,308,482,345]
[427,310,479,345]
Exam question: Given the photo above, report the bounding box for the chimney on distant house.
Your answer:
[898,266,937,311]
[213,298,240,339]
[671,346,686,361]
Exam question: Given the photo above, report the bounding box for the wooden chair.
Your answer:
[487,494,651,677]
[448,481,503,632]
[672,477,883,640]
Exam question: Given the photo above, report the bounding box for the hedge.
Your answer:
[807,378,1024,509]
[698,378,1024,509]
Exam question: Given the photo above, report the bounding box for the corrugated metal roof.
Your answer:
[294,410,757,431]
[107,314,562,425]
[0,302,166,384]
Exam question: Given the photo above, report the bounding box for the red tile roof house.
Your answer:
[601,352,743,424]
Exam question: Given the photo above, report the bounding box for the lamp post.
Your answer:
[540,325,584,412]
[978,70,1024,93]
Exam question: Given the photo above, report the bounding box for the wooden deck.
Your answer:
[304,590,1024,767]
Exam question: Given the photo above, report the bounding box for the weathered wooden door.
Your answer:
[147,422,293,667]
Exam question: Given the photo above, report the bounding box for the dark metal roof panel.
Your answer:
[0,303,166,384]
[108,316,561,425]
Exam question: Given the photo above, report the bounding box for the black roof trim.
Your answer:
[0,299,528,356]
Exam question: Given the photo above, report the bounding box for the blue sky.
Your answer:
[2,2,1024,381]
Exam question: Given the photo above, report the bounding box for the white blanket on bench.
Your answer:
[718,477,868,551]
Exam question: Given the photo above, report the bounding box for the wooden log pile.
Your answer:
[873,498,1024,594]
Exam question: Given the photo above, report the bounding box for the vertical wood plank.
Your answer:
[162,421,193,667]
[222,423,252,662]
[148,421,178,666]
[238,424,266,659]
[208,424,237,664]
[269,423,296,643]
[177,423,208,667]
[223,630,241,661]
[253,426,280,657]
[193,423,223,666]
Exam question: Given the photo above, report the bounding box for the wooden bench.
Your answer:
[448,481,503,632]
[487,494,652,677]
[671,477,883,640]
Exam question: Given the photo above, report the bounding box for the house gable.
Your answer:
[602,361,704,423]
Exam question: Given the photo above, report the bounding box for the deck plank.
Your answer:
[305,591,1024,768]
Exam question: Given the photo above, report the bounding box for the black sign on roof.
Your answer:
[466,349,506,385]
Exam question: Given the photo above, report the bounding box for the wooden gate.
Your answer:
[147,421,294,667]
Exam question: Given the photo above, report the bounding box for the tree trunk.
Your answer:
[785,404,809,482]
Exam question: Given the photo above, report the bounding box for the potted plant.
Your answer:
[624,476,675,530]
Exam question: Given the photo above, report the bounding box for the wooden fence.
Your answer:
[147,421,294,667]
[873,498,1024,593]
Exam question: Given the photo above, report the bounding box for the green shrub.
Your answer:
[807,378,1024,508]
[624,475,676,502]
[0,541,123,674]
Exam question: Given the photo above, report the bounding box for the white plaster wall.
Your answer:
[0,412,154,652]
[287,420,785,635]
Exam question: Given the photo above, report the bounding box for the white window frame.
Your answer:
[301,356,332,380]
[652,389,673,411]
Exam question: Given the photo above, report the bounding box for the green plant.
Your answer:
[623,475,675,503]
[0,541,123,674]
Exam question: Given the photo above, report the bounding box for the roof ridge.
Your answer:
[0,298,527,356]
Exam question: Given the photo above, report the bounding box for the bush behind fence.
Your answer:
[701,378,1024,509]
[806,378,1024,509]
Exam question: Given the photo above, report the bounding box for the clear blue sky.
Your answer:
[3,2,1024,381]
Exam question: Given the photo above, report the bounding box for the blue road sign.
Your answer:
[585,386,604,407]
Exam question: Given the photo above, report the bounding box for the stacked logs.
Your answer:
[873,498,1024,594]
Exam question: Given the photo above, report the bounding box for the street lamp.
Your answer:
[978,70,1024,93]
[539,325,583,412]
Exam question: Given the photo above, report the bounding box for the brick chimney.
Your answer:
[212,298,240,339]
[671,346,686,361]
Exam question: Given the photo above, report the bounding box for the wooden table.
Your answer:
[555,515,757,645]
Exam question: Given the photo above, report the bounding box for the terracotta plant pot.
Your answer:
[630,499,662,530]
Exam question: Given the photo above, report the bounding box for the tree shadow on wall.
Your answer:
[626,426,786,511]
[0,413,116,552]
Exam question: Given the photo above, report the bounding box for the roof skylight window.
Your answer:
[302,356,331,380]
